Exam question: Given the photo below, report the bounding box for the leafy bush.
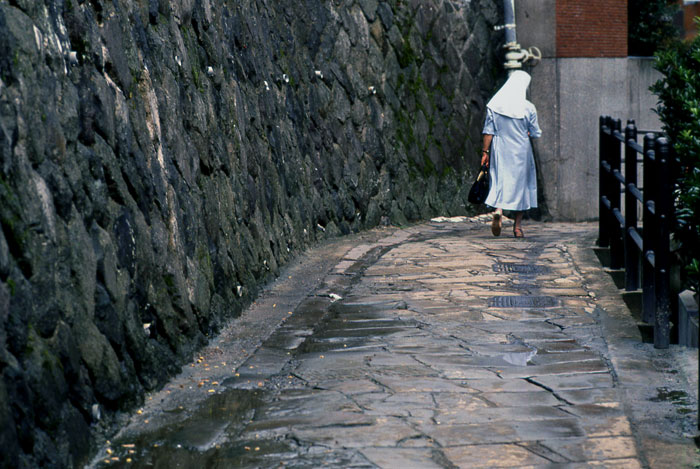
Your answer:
[651,25,700,291]
[629,0,680,56]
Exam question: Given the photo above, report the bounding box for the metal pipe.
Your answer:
[503,0,517,46]
[499,0,541,74]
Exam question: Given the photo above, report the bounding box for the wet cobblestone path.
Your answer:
[95,217,698,468]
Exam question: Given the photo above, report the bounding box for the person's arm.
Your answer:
[481,134,493,167]
[527,104,542,139]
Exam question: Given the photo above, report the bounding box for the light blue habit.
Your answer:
[482,105,542,211]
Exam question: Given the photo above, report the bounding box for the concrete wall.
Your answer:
[628,58,663,131]
[516,0,661,221]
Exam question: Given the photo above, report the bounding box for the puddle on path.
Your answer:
[650,387,695,416]
[95,389,266,467]
[94,301,418,468]
[96,384,381,468]
[651,387,690,405]
[501,349,538,366]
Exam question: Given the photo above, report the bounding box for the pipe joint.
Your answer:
[494,23,517,31]
[504,45,542,71]
[499,0,541,73]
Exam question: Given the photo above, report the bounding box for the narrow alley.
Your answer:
[93,216,698,468]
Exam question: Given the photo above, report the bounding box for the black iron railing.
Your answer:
[598,116,673,349]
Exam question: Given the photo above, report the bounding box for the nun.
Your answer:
[480,70,542,238]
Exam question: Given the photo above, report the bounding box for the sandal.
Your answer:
[513,227,524,238]
[491,213,502,237]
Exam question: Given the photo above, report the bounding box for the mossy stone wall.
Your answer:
[0,0,501,466]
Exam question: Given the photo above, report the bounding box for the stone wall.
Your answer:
[0,0,501,466]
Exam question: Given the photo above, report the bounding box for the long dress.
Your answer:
[482,104,542,211]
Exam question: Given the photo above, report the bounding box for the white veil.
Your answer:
[486,70,531,119]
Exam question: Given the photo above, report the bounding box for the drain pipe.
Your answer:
[503,0,518,48]
[496,0,541,74]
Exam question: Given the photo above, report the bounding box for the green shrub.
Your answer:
[651,24,700,291]
[628,0,679,56]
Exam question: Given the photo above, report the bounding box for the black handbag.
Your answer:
[468,165,490,205]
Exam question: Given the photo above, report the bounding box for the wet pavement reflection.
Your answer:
[93,217,697,468]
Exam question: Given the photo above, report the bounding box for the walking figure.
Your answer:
[480,70,542,238]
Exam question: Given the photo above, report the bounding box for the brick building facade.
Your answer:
[553,0,699,58]
[556,0,628,57]
[681,1,700,40]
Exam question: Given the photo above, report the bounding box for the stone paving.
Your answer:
[93,216,698,468]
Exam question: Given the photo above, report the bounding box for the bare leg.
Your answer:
[491,208,503,236]
[513,211,524,237]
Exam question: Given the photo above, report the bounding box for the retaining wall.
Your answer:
[0,0,502,466]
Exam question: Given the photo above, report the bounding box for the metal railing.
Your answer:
[598,116,674,349]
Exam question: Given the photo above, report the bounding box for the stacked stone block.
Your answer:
[0,0,501,466]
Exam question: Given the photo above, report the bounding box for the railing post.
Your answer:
[624,120,639,291]
[609,118,624,270]
[654,137,672,349]
[642,133,656,324]
[599,116,610,248]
